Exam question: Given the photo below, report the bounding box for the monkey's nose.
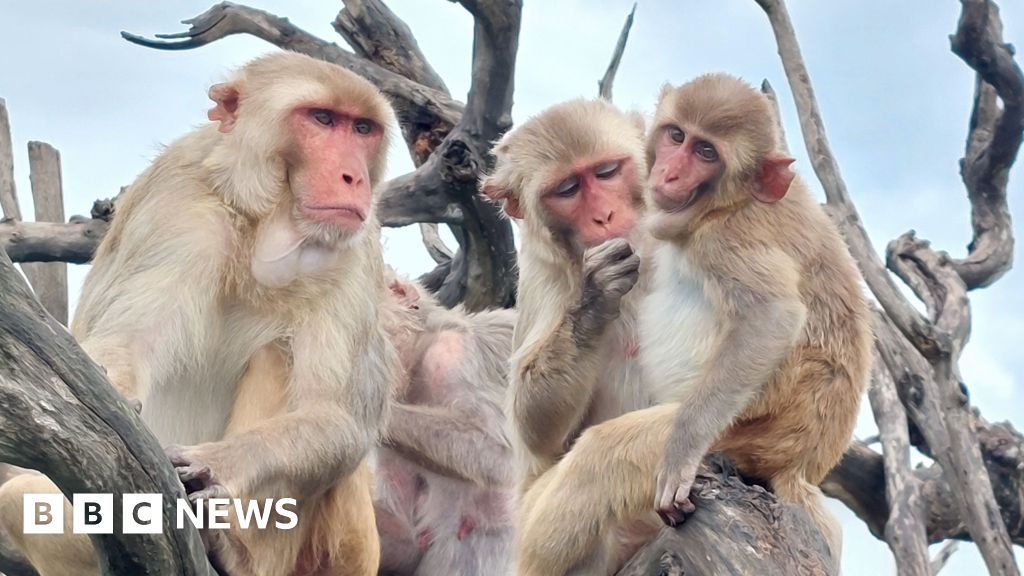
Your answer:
[341,172,365,187]
[593,210,614,226]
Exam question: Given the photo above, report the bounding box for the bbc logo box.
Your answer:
[23,493,298,534]
[24,494,162,535]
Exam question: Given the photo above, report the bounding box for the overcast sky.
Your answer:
[3,1,1022,573]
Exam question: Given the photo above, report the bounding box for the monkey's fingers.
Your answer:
[188,484,231,503]
[176,463,213,485]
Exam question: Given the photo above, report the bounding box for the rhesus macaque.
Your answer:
[373,274,516,576]
[0,51,399,576]
[509,76,872,575]
[481,99,648,495]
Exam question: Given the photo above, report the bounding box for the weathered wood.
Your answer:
[868,358,930,576]
[598,3,636,101]
[23,141,67,324]
[618,456,834,576]
[0,249,216,576]
[0,98,19,220]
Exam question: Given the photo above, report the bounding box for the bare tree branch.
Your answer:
[760,79,791,154]
[598,3,636,101]
[0,250,216,576]
[824,418,1024,548]
[948,0,1023,289]
[753,0,937,355]
[0,99,19,221]
[931,541,960,575]
[868,359,930,576]
[334,0,449,93]
[121,2,462,132]
[419,223,454,264]
[756,0,1021,572]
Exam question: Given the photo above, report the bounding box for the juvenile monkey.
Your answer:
[0,52,399,576]
[374,275,516,576]
[481,99,648,493]
[510,76,871,575]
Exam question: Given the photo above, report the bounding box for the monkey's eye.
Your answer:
[311,109,335,127]
[666,125,685,144]
[353,118,374,135]
[593,161,621,180]
[553,175,581,198]
[694,141,719,162]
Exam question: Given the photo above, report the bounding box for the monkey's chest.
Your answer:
[639,250,718,404]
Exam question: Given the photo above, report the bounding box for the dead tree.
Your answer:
[1,0,1022,574]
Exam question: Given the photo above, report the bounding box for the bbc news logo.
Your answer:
[24,494,298,534]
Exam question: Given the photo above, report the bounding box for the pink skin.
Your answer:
[288,107,383,232]
[648,125,724,212]
[539,155,639,249]
[649,123,797,211]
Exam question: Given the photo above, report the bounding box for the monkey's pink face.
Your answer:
[540,156,639,249]
[288,106,384,234]
[648,124,724,214]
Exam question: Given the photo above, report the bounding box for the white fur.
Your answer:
[640,243,719,405]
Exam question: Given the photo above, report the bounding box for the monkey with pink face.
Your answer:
[490,79,870,575]
[0,51,400,576]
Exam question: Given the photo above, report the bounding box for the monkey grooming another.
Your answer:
[509,76,871,575]
[0,51,400,576]
[374,275,516,576]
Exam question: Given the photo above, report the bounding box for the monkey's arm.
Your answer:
[183,314,393,499]
[511,238,639,465]
[655,252,805,524]
[384,402,512,487]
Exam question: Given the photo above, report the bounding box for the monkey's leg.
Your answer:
[299,461,380,576]
[414,526,513,576]
[515,404,677,576]
[0,473,98,576]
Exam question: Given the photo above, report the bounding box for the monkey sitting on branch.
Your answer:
[489,78,870,575]
[0,51,400,576]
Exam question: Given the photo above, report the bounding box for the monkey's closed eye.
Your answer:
[311,109,335,127]
[594,161,621,180]
[667,125,685,144]
[553,174,581,198]
[353,118,374,135]
[694,141,719,162]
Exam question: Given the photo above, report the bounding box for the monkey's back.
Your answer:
[717,180,872,483]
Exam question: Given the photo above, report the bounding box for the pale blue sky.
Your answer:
[2,1,1021,573]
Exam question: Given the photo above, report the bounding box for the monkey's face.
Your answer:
[538,155,641,249]
[286,105,385,243]
[646,123,725,237]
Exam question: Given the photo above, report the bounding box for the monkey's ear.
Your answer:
[480,176,524,219]
[388,278,421,309]
[208,82,241,133]
[753,153,796,203]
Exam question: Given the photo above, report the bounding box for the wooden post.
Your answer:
[0,99,19,220]
[25,142,68,324]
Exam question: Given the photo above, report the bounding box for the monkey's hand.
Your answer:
[165,445,231,503]
[574,238,640,340]
[654,450,699,527]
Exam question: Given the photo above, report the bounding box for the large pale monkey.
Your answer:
[0,52,400,576]
[480,99,649,496]
[510,76,872,575]
[374,275,516,576]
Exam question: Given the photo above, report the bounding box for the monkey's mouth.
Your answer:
[652,186,704,214]
[300,204,367,224]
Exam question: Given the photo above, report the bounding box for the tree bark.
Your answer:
[617,456,834,576]
[0,249,215,576]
